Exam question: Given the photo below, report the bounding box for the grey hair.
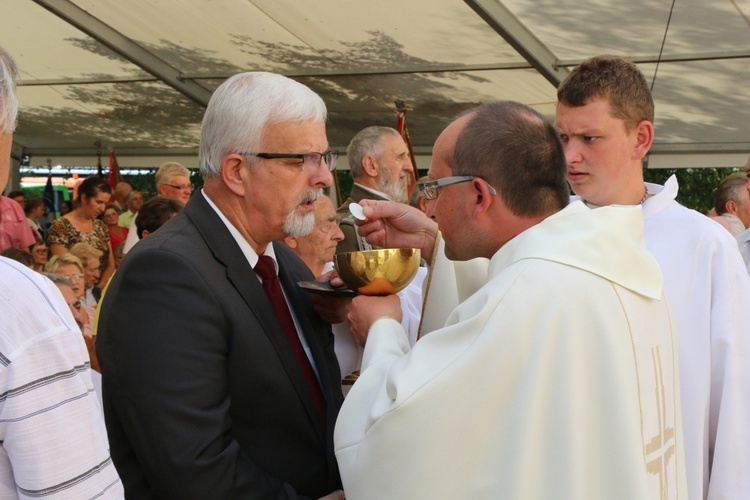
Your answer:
[69,242,104,263]
[125,190,142,202]
[43,273,73,287]
[0,45,19,134]
[155,162,190,187]
[199,72,327,177]
[346,126,402,179]
[714,172,749,215]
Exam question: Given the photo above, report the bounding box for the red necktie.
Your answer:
[254,255,326,426]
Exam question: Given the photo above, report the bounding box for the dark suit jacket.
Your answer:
[336,184,388,255]
[97,192,344,499]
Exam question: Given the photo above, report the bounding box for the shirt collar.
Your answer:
[354,182,394,201]
[200,189,278,273]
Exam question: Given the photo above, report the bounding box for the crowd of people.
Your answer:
[1,42,750,500]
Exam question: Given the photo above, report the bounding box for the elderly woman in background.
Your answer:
[102,203,128,252]
[44,272,100,374]
[46,253,87,310]
[46,253,99,372]
[48,176,115,289]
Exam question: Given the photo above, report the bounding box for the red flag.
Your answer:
[108,151,122,191]
[394,104,418,194]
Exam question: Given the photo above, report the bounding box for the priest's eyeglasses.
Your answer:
[239,150,339,172]
[417,176,497,200]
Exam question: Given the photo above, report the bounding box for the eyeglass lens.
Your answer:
[305,151,338,171]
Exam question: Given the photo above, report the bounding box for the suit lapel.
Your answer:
[185,194,326,439]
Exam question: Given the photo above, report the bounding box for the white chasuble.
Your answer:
[335,202,687,500]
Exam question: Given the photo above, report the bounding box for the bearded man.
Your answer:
[336,126,414,253]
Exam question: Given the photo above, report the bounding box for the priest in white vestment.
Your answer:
[555,55,750,500]
[334,102,687,500]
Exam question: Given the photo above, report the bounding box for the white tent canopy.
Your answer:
[2,0,749,179]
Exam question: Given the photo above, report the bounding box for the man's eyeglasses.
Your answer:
[239,150,339,172]
[417,176,497,200]
[163,183,194,192]
[33,248,48,254]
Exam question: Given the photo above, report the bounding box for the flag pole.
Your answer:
[95,140,103,178]
[108,149,121,191]
[394,100,418,195]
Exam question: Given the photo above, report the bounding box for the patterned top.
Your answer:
[48,217,110,268]
[0,257,123,498]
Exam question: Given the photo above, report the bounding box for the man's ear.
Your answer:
[633,120,655,160]
[140,230,151,238]
[725,200,740,216]
[284,235,298,249]
[362,155,378,178]
[221,154,247,196]
[471,178,493,218]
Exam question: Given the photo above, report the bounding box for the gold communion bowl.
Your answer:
[333,248,421,296]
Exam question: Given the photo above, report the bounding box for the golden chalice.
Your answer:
[334,248,421,296]
[334,248,421,385]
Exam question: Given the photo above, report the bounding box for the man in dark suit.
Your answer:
[336,126,413,254]
[97,72,345,499]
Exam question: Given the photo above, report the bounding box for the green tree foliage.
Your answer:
[643,167,743,214]
[335,171,354,203]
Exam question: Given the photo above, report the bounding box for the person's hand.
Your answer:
[311,269,352,324]
[319,490,345,500]
[347,294,402,346]
[320,268,345,289]
[356,200,438,264]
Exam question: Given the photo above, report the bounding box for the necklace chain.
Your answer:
[640,184,649,205]
[583,184,649,207]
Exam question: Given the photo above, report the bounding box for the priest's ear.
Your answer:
[471,177,495,218]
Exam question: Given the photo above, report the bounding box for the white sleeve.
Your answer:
[122,217,140,255]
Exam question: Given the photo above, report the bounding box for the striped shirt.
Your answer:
[0,257,123,498]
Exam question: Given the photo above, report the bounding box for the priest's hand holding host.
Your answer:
[353,199,438,265]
